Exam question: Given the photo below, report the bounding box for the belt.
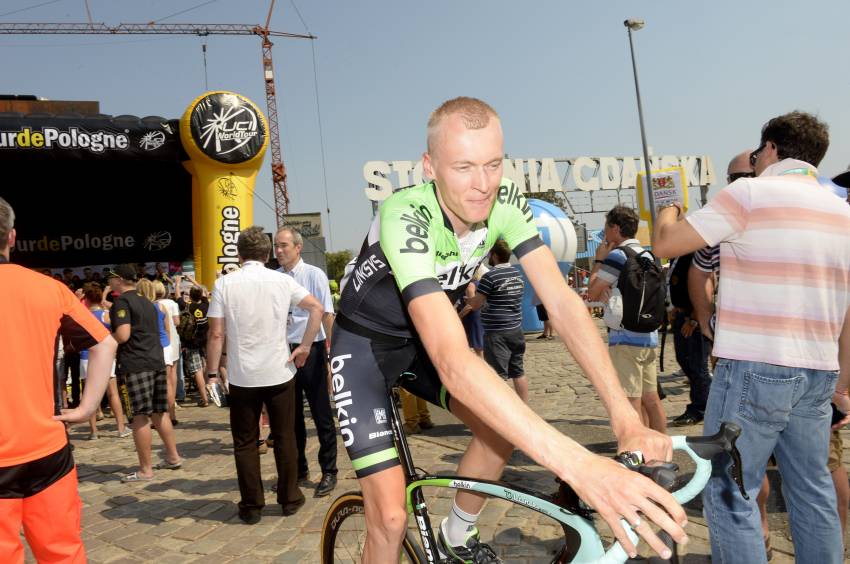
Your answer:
[335,314,413,346]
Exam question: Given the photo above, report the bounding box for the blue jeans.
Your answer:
[672,310,712,415]
[702,359,842,564]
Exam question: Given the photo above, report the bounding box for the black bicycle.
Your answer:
[321,385,746,563]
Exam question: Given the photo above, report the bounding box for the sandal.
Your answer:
[154,458,183,470]
[121,472,153,483]
[196,399,209,407]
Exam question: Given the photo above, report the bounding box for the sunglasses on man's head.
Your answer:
[728,171,755,183]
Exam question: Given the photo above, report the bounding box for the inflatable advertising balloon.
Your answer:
[180,91,268,288]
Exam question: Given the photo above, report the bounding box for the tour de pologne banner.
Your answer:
[0,114,193,268]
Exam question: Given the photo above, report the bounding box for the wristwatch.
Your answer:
[207,372,218,378]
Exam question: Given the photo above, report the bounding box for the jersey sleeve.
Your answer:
[379,194,442,304]
[59,284,109,351]
[491,179,544,258]
[110,294,132,329]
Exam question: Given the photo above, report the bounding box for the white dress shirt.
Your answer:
[208,261,309,387]
[279,258,335,344]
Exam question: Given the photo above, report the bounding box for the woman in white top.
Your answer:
[153,280,181,425]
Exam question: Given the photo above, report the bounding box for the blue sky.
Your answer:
[2,0,849,252]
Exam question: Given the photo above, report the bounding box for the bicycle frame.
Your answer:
[387,385,732,563]
[389,387,600,563]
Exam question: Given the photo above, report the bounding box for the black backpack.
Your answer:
[668,253,695,311]
[616,245,666,332]
[177,308,198,344]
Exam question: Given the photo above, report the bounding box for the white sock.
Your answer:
[443,501,480,546]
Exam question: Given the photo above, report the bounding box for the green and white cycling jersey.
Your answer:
[339,178,543,337]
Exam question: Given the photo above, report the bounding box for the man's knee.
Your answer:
[367,503,408,539]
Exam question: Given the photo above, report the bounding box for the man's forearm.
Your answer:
[301,307,323,347]
[80,337,117,414]
[206,334,224,373]
[688,266,714,330]
[321,312,335,344]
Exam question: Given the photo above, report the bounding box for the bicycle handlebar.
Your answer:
[593,421,745,564]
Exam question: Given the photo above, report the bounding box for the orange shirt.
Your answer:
[0,261,109,467]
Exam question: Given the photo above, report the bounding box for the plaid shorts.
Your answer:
[183,348,205,376]
[117,369,168,417]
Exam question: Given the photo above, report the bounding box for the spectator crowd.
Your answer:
[1,108,850,563]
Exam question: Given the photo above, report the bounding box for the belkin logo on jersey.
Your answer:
[497,183,532,221]
[437,261,480,289]
[398,203,433,254]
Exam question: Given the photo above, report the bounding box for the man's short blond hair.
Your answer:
[427,96,499,153]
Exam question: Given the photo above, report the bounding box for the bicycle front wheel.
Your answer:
[321,491,425,564]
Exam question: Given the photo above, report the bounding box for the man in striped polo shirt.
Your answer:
[461,240,529,401]
[653,111,850,564]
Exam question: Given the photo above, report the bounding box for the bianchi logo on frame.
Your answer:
[190,93,266,164]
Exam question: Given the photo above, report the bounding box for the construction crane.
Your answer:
[0,2,315,225]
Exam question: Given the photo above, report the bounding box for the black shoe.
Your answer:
[281,496,306,516]
[297,468,310,486]
[314,473,337,497]
[671,412,703,427]
[238,508,262,525]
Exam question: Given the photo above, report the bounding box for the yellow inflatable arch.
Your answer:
[179,91,268,288]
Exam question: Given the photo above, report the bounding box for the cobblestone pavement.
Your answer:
[35,322,849,563]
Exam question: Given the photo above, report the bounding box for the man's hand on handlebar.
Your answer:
[569,453,687,560]
[615,424,673,464]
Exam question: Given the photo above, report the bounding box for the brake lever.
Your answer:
[686,422,749,500]
[726,426,749,500]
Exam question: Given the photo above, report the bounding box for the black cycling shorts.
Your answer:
[329,318,451,478]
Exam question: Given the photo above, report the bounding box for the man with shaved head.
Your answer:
[332,97,687,562]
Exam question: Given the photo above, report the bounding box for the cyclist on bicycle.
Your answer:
[330,97,687,563]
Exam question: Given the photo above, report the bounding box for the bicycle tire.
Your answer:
[321,491,426,564]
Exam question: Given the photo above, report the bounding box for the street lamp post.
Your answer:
[624,18,658,225]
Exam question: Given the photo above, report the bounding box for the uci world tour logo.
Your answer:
[190,93,266,164]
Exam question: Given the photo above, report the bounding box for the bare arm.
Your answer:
[458,292,486,319]
[651,206,709,259]
[321,312,335,344]
[55,336,118,422]
[290,294,323,367]
[520,245,665,451]
[112,324,130,344]
[586,240,615,302]
[688,264,715,340]
[408,285,686,557]
[206,317,225,374]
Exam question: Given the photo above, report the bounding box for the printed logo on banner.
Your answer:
[217,177,238,200]
[189,93,266,164]
[143,231,172,251]
[373,408,387,425]
[139,131,166,151]
[0,127,129,153]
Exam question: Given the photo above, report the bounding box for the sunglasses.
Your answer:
[727,171,755,183]
[749,142,767,167]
